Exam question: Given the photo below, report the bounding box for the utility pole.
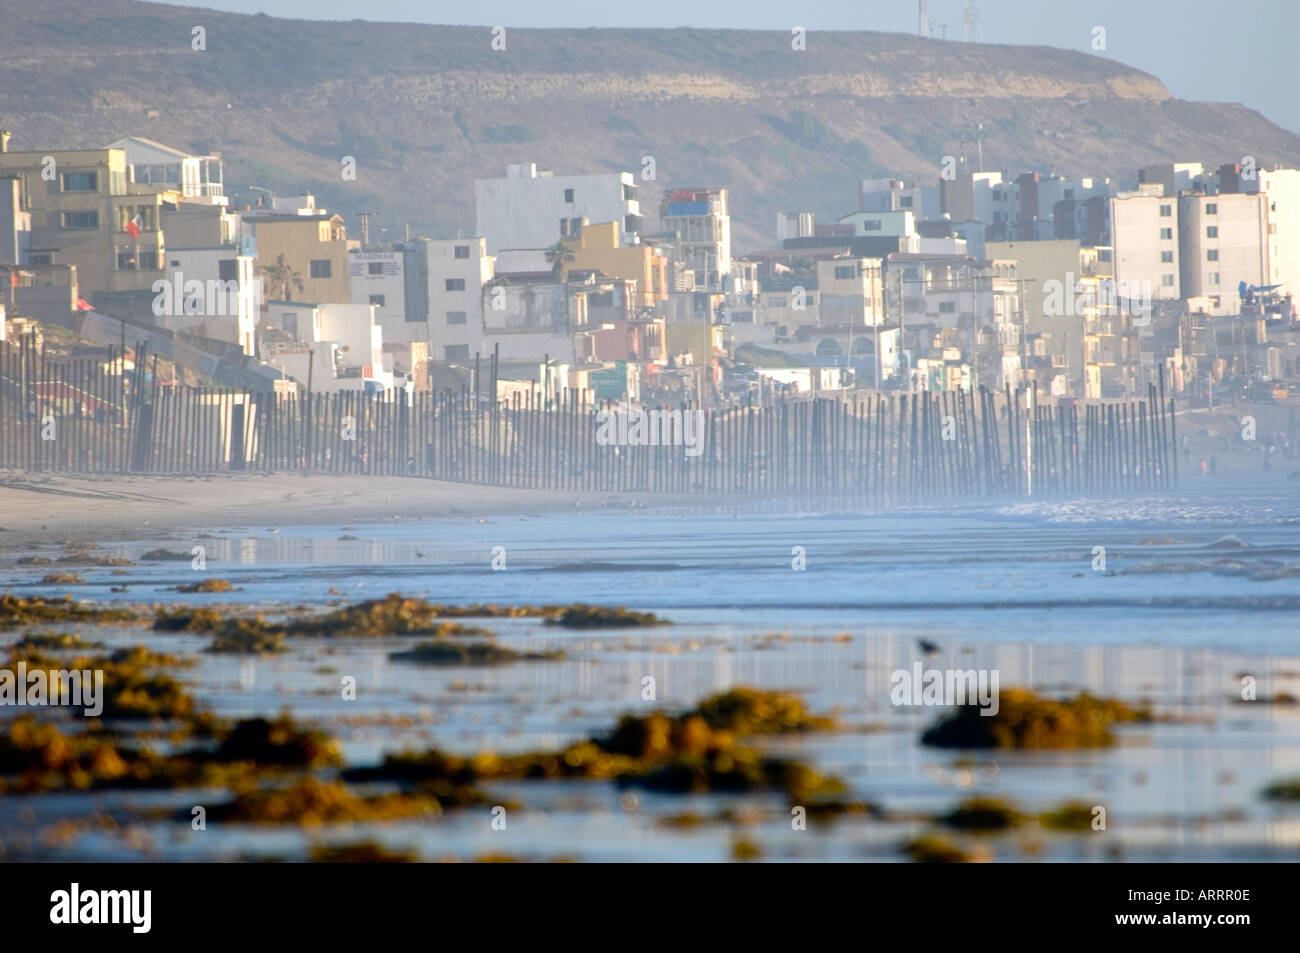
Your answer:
[355,211,378,248]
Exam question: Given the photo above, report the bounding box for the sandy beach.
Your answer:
[0,471,683,543]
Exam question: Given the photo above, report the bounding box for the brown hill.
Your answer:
[3,0,1298,248]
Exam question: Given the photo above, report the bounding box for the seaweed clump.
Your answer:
[310,842,418,863]
[174,579,235,594]
[902,834,984,863]
[205,778,439,826]
[0,594,136,629]
[349,687,841,801]
[283,594,493,639]
[937,797,1025,831]
[1039,802,1102,832]
[921,689,1150,749]
[545,603,666,628]
[389,641,562,666]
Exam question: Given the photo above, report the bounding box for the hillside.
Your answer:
[3,0,1300,249]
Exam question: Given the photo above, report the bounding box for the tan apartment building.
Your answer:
[568,220,668,308]
[0,146,174,297]
[816,256,884,327]
[247,213,351,305]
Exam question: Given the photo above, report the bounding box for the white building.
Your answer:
[1178,192,1268,313]
[349,249,409,339]
[1257,169,1300,296]
[1110,187,1180,300]
[475,163,641,255]
[108,137,224,204]
[859,178,941,218]
[158,246,258,354]
[403,237,495,362]
[660,187,731,292]
[264,300,393,393]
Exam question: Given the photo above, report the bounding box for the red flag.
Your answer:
[76,298,92,311]
[125,211,144,238]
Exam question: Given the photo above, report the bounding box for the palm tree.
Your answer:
[544,240,576,281]
[259,253,304,303]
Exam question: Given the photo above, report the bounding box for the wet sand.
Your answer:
[0,472,703,543]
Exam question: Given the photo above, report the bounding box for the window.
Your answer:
[1206,226,1218,238]
[453,245,470,259]
[1206,249,1219,261]
[444,278,465,291]
[622,184,636,201]
[31,253,52,266]
[1206,203,1217,215]
[1160,251,1173,263]
[368,261,385,275]
[446,311,467,325]
[1160,228,1173,240]
[61,210,99,229]
[444,345,469,360]
[117,250,136,270]
[309,259,332,278]
[563,188,575,203]
[218,259,238,282]
[834,265,857,279]
[369,294,386,307]
[938,301,956,313]
[1064,188,1075,199]
[1209,273,1220,285]
[1162,274,1175,287]
[900,196,913,208]
[861,219,882,231]
[1159,204,1172,217]
[61,171,97,192]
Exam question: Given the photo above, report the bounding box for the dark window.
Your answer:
[454,245,470,259]
[117,250,136,270]
[622,184,636,201]
[369,294,386,307]
[1207,249,1219,261]
[1206,203,1218,215]
[834,265,857,279]
[61,210,99,229]
[1159,204,1172,217]
[444,278,465,291]
[61,172,97,192]
[563,188,574,203]
[309,259,332,278]
[138,250,158,271]
[446,311,467,325]
[444,344,469,360]
[31,253,52,266]
[217,259,238,282]
[368,261,385,275]
[1206,226,1218,239]
[1160,251,1173,263]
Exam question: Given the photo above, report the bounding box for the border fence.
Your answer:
[0,333,1177,502]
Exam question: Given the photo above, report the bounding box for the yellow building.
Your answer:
[0,146,176,296]
[249,213,351,305]
[568,220,667,309]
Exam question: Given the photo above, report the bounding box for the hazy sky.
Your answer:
[169,0,1300,134]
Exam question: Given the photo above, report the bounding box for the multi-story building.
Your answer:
[1178,191,1268,313]
[109,137,224,205]
[402,237,494,362]
[0,145,172,298]
[568,220,668,309]
[475,163,641,255]
[660,187,731,293]
[1109,187,1180,300]
[858,177,940,218]
[349,248,408,339]
[246,209,352,306]
[815,256,884,328]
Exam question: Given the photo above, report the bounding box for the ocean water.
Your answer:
[3,485,1300,861]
